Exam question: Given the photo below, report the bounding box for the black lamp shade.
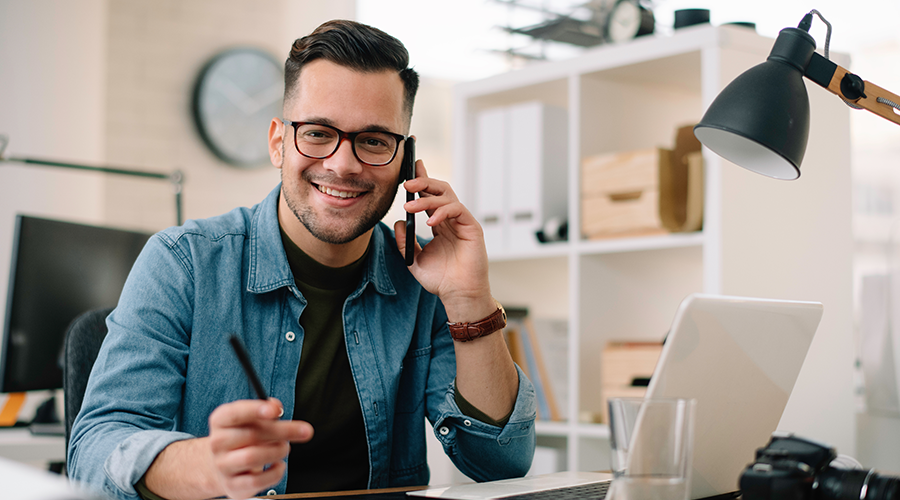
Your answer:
[694,28,819,180]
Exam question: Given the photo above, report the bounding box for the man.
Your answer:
[68,19,536,500]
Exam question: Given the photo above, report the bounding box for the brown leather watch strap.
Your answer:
[447,301,507,342]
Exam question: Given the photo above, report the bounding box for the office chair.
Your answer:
[63,306,114,455]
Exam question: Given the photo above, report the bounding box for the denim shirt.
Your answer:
[68,185,536,500]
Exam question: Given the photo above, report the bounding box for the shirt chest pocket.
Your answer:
[395,346,431,414]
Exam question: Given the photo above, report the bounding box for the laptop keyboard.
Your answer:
[499,481,610,499]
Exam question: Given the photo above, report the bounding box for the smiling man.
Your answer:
[68,20,536,500]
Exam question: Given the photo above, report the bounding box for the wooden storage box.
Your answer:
[582,148,667,238]
[581,145,703,240]
[599,341,663,423]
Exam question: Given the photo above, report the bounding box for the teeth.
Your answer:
[317,185,361,199]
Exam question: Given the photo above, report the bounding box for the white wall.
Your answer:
[0,1,109,412]
[850,39,900,474]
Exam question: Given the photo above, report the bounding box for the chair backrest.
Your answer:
[63,306,114,452]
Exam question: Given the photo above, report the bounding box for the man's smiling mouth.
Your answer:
[316,183,363,199]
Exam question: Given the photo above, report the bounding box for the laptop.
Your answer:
[408,293,823,499]
[0,455,109,499]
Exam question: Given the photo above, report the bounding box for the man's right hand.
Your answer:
[209,398,313,498]
[144,398,313,500]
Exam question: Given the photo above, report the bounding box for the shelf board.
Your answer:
[533,421,612,439]
[487,241,570,262]
[576,232,704,255]
[487,232,704,262]
[575,422,610,439]
[535,420,570,436]
[454,25,771,102]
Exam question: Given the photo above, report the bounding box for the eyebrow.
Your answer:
[303,116,399,135]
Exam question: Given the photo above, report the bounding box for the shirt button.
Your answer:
[439,426,450,436]
[266,489,277,496]
[464,419,472,426]
[285,331,295,342]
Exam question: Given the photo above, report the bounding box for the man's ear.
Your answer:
[268,118,284,168]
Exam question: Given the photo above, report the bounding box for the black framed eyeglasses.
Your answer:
[281,119,408,167]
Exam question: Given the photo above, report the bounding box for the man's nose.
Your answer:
[323,137,364,176]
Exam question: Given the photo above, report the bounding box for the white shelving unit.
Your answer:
[452,24,855,473]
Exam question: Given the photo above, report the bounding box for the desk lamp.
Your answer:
[0,134,184,225]
[693,10,900,180]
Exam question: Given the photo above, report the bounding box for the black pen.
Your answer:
[229,335,268,401]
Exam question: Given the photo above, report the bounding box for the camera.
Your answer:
[740,432,899,500]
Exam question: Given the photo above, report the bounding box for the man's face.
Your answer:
[273,59,407,246]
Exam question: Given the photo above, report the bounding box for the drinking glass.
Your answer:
[608,397,697,500]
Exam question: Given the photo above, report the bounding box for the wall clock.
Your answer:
[605,0,655,44]
[192,48,284,168]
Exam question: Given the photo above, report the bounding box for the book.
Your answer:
[503,308,563,421]
[517,319,553,420]
[504,309,529,376]
[531,317,569,421]
[523,317,561,421]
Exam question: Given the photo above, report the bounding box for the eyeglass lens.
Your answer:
[295,123,398,166]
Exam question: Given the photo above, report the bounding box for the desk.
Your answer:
[261,485,742,500]
[266,485,428,499]
[0,427,66,463]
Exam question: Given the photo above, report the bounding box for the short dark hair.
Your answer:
[285,19,419,122]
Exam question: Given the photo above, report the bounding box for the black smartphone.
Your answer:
[403,137,416,266]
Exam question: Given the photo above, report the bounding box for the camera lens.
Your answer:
[815,467,900,500]
[867,475,900,500]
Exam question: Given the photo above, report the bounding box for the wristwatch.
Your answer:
[447,300,507,342]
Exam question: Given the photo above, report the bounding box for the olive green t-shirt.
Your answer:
[281,229,370,493]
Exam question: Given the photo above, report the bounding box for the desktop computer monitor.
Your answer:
[1,215,151,394]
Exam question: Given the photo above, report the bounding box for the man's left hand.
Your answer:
[393,159,494,320]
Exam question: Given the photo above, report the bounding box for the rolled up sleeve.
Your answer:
[70,427,194,499]
[431,365,536,482]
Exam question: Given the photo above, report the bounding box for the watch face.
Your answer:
[192,48,284,168]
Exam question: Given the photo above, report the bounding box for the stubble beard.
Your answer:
[280,167,398,245]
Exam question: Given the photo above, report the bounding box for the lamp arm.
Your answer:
[3,156,172,180]
[804,52,900,126]
[0,134,184,225]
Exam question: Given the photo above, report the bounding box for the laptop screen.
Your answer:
[646,294,822,498]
